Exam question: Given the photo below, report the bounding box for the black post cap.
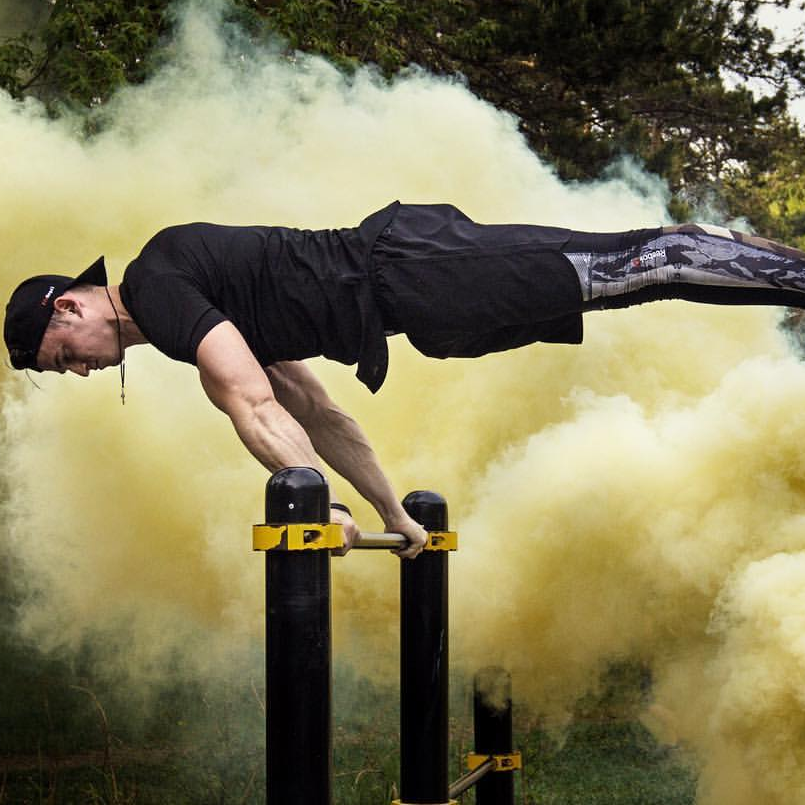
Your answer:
[402,490,448,532]
[266,467,330,524]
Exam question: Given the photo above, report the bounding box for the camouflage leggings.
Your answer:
[563,224,805,310]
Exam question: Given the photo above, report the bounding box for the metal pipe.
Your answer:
[400,491,450,804]
[449,757,496,799]
[474,667,515,805]
[264,468,333,805]
[353,531,408,549]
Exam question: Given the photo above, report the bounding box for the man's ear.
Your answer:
[53,294,82,317]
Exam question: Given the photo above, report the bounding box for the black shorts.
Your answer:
[369,204,585,359]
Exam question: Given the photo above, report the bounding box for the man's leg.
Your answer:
[562,224,805,311]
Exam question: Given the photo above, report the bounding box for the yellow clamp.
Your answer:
[252,523,342,552]
[424,531,458,551]
[253,525,459,552]
[466,751,523,772]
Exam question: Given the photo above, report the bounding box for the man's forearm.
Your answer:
[300,405,407,524]
[231,397,329,476]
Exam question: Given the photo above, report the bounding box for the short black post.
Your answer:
[474,667,515,805]
[264,468,332,805]
[400,491,450,804]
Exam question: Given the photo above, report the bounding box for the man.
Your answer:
[6,202,805,556]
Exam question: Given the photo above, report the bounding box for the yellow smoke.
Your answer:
[3,2,805,802]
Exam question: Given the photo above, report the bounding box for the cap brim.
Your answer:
[68,256,107,289]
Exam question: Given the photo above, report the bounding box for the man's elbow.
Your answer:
[206,373,276,421]
[243,394,287,430]
[229,397,302,464]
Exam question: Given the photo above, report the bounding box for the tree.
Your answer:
[247,0,805,223]
[3,0,805,231]
[0,0,170,108]
[722,121,805,246]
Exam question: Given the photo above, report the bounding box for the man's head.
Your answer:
[4,257,109,373]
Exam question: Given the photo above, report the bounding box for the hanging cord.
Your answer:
[24,369,42,390]
[4,360,42,390]
[104,287,125,405]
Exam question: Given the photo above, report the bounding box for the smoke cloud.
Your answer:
[3,1,805,802]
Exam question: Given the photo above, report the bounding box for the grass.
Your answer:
[523,720,695,805]
[0,660,697,805]
[0,718,695,804]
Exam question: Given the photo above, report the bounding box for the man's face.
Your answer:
[36,298,119,376]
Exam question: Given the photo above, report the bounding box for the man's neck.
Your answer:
[103,285,148,348]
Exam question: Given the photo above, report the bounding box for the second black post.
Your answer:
[400,491,450,804]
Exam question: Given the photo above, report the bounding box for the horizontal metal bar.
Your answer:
[352,532,408,549]
[448,757,496,799]
[353,531,459,551]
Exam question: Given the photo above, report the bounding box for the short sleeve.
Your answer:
[121,268,227,364]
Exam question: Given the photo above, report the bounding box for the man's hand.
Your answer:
[330,506,361,556]
[385,512,428,559]
[329,507,428,558]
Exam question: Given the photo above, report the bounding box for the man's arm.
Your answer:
[196,322,366,552]
[195,323,425,557]
[196,322,326,472]
[266,360,427,558]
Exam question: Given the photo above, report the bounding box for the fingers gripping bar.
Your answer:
[252,523,458,552]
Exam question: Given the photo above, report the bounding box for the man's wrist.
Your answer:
[330,502,352,517]
[380,504,412,529]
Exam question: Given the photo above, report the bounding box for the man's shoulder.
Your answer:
[121,226,200,290]
[144,222,227,250]
[125,223,234,277]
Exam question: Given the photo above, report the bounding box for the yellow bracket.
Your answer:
[424,531,458,551]
[466,751,523,772]
[253,525,459,552]
[252,523,342,552]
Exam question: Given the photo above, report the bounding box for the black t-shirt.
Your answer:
[120,221,374,368]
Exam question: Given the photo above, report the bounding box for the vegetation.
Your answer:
[0,1,170,107]
[0,659,695,804]
[3,0,805,234]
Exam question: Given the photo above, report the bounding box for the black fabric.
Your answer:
[119,212,395,386]
[562,227,665,257]
[119,203,586,392]
[370,204,584,360]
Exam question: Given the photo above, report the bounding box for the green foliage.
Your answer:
[241,0,805,229]
[721,123,805,246]
[0,32,37,98]
[4,0,805,233]
[238,0,409,73]
[0,0,171,107]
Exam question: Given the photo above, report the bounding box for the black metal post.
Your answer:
[474,667,515,805]
[264,467,332,805]
[400,491,450,804]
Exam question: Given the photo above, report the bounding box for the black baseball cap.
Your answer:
[4,257,107,372]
